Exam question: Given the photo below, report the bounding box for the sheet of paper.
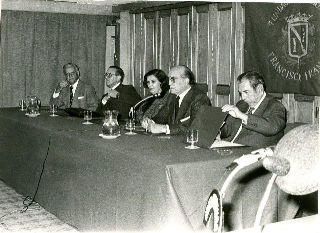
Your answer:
[210,140,244,148]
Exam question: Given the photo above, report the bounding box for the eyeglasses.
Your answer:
[65,72,77,78]
[105,73,117,79]
[169,77,183,83]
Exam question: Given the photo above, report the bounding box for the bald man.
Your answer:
[148,65,211,135]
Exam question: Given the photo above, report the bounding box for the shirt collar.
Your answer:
[252,92,266,114]
[178,86,191,107]
[71,79,79,92]
[112,82,121,90]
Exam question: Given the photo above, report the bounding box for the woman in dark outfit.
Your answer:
[135,69,173,127]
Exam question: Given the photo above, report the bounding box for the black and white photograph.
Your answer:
[0,0,318,232]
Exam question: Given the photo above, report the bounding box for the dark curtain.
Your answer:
[0,10,112,107]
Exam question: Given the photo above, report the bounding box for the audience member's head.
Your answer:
[63,63,80,85]
[168,65,195,95]
[105,66,124,88]
[237,71,266,107]
[143,69,169,96]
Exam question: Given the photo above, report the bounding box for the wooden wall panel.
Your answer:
[159,14,171,73]
[232,3,245,105]
[195,10,209,84]
[216,10,232,107]
[208,4,219,106]
[281,94,319,123]
[177,13,189,66]
[144,16,155,80]
[170,9,178,67]
[132,14,144,95]
[129,2,240,106]
[295,101,314,123]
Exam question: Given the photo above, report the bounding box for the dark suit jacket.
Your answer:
[168,86,211,135]
[221,94,287,147]
[96,84,141,120]
[50,80,98,111]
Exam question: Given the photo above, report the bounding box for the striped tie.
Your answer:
[70,86,74,107]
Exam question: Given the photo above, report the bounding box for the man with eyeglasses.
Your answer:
[219,71,287,147]
[96,66,141,119]
[147,65,211,135]
[50,63,98,111]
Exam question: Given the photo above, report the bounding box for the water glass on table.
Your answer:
[83,110,93,125]
[49,104,58,117]
[18,99,26,111]
[125,118,136,135]
[185,129,199,149]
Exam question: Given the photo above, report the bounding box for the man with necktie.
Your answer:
[220,71,287,147]
[50,63,98,111]
[96,66,141,120]
[148,65,211,135]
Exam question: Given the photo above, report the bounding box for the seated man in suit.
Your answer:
[96,66,141,120]
[220,71,287,147]
[50,63,98,111]
[148,65,211,135]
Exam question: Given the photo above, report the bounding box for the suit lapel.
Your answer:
[176,88,193,121]
[115,84,123,92]
[252,95,270,117]
[72,80,84,107]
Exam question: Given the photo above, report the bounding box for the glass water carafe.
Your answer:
[102,110,120,136]
[26,95,41,115]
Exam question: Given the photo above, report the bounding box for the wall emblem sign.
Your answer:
[245,3,320,95]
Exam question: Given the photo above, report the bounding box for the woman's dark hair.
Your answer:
[143,69,170,96]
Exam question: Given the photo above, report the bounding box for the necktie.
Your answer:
[70,86,74,107]
[175,96,180,119]
[247,107,255,114]
[231,107,255,143]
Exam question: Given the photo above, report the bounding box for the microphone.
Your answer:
[262,156,290,176]
[226,147,274,170]
[129,93,160,118]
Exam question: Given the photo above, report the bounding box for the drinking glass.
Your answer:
[83,110,93,125]
[185,129,199,149]
[49,104,58,117]
[125,119,136,135]
[19,99,26,111]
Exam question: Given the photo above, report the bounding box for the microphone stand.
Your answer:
[129,93,159,119]
[204,148,273,233]
[254,173,278,230]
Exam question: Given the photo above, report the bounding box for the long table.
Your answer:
[0,108,297,232]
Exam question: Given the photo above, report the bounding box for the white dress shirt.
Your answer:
[165,87,192,134]
[177,86,191,107]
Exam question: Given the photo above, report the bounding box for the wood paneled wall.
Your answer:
[128,2,243,105]
[120,2,319,124]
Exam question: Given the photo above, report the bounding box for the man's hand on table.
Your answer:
[148,122,168,134]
